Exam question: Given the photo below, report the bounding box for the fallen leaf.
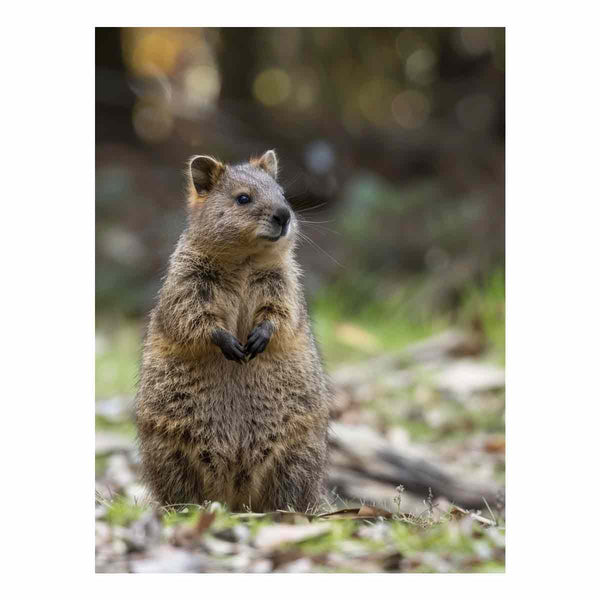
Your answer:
[253,523,331,550]
[195,510,216,535]
[484,435,505,454]
[231,511,312,523]
[318,505,393,520]
[274,511,312,524]
[449,505,496,526]
[469,513,496,526]
[173,510,216,545]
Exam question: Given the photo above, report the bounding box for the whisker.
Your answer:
[288,197,314,209]
[297,231,344,269]
[285,191,306,203]
[297,219,336,224]
[280,173,302,189]
[296,202,329,214]
[298,223,340,236]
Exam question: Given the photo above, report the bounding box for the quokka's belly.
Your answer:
[138,350,327,509]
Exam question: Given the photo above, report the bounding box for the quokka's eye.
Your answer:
[236,194,251,205]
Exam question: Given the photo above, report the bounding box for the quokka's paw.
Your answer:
[212,329,246,363]
[245,322,273,360]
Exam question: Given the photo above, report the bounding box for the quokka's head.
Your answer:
[186,150,297,253]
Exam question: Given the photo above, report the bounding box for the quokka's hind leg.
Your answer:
[259,448,326,513]
[139,446,203,509]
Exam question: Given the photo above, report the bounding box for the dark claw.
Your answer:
[245,322,273,360]
[211,329,245,364]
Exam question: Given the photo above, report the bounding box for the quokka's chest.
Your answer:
[226,274,265,337]
[226,298,249,343]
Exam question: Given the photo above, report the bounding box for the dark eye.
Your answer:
[236,194,251,205]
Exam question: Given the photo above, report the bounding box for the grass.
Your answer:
[101,495,147,527]
[459,269,505,364]
[95,496,505,573]
[311,278,445,367]
[311,268,505,368]
[95,415,136,437]
[95,320,142,398]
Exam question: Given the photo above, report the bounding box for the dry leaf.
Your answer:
[172,510,216,546]
[484,435,505,454]
[253,523,331,550]
[231,511,312,523]
[195,510,216,535]
[357,505,393,518]
[231,512,268,519]
[469,513,496,526]
[450,505,496,526]
[318,505,393,520]
[274,510,312,524]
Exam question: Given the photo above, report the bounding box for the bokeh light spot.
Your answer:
[391,90,431,129]
[458,28,493,56]
[253,68,291,106]
[129,31,181,77]
[184,65,221,108]
[305,140,335,174]
[359,79,397,126]
[132,101,173,143]
[406,46,437,85]
[292,67,319,111]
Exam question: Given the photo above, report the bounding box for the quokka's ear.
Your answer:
[253,149,278,180]
[189,155,225,196]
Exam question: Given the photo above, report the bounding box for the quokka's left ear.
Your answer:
[189,155,225,196]
[253,149,278,181]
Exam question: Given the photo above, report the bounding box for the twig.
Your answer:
[482,496,497,526]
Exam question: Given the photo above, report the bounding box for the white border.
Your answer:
[3,1,599,597]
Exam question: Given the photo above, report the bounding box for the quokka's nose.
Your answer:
[272,206,291,229]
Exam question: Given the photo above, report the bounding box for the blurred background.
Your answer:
[96,27,505,572]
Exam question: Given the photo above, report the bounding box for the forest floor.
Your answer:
[95,273,505,573]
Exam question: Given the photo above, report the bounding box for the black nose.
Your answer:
[272,207,291,229]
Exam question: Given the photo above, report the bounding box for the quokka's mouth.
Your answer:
[259,223,289,242]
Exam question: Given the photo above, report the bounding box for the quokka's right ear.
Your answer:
[188,155,225,197]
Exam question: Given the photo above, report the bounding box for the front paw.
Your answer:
[245,322,273,360]
[211,329,246,363]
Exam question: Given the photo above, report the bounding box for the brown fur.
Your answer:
[135,150,331,512]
